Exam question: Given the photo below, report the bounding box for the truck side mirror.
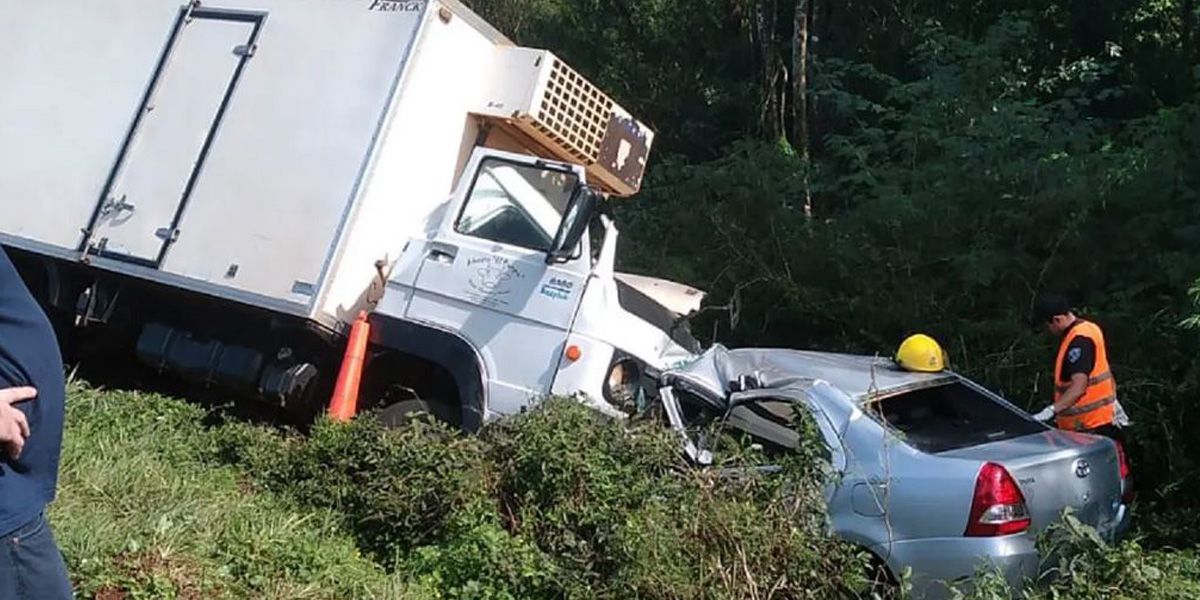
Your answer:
[546,185,599,264]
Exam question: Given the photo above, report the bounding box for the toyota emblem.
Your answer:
[1074,459,1091,478]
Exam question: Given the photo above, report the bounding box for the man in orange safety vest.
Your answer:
[1030,294,1130,442]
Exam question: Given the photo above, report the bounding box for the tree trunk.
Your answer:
[791,0,808,148]
[754,0,782,139]
[1184,0,1198,63]
[792,0,812,217]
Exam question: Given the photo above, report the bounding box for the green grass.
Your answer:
[48,383,1200,600]
[49,384,421,600]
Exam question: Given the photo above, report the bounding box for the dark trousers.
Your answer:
[0,512,73,600]
[1087,423,1128,447]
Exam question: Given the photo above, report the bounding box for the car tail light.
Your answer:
[965,462,1031,537]
[1115,441,1130,480]
[1114,441,1135,504]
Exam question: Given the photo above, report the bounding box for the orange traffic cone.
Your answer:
[328,311,371,422]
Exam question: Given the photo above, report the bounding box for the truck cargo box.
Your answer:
[2,0,656,332]
[0,0,680,425]
[0,0,511,328]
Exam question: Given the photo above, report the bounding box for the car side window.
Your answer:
[672,390,724,435]
[455,159,579,252]
[725,398,840,467]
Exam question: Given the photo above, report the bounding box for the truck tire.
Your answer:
[378,398,460,428]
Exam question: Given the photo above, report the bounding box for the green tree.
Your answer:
[468,0,1200,537]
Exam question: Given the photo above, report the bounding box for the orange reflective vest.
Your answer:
[1053,320,1116,431]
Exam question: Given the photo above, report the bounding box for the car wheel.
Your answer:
[867,554,899,599]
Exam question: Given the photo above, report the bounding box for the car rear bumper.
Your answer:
[875,534,1039,599]
[1100,503,1132,543]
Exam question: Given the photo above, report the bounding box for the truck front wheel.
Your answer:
[377,398,461,428]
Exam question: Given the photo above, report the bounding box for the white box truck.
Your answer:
[0,0,704,427]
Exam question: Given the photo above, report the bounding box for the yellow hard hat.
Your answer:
[895,334,948,372]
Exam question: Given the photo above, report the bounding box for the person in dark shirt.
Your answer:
[1030,293,1129,441]
[0,247,73,599]
[1058,324,1098,386]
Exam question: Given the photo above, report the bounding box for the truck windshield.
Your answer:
[870,382,1044,453]
[455,158,579,252]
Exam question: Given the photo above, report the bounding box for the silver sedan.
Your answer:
[658,346,1132,599]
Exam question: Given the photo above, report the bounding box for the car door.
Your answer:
[405,149,593,416]
[723,392,847,475]
[658,384,849,477]
[723,391,901,555]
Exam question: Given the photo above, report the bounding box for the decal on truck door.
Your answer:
[466,256,524,308]
[82,8,264,267]
[539,277,575,301]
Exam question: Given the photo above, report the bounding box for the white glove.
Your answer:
[1112,398,1132,427]
[1033,406,1056,422]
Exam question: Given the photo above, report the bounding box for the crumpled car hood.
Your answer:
[663,345,953,406]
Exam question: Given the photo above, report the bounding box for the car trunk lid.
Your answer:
[939,431,1124,536]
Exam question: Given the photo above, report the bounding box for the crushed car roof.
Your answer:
[664,346,955,402]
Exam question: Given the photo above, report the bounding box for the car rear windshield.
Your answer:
[870,382,1044,453]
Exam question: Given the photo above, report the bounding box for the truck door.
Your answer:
[407,149,593,416]
[84,8,262,266]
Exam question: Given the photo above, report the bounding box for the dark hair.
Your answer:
[1031,293,1072,324]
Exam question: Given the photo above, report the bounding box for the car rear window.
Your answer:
[870,382,1044,453]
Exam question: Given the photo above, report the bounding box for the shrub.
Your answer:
[957,515,1200,600]
[221,414,496,565]
[1035,516,1200,600]
[482,398,687,594]
[482,399,869,599]
[401,522,557,600]
[211,397,871,598]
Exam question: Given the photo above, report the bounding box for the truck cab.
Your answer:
[375,147,700,427]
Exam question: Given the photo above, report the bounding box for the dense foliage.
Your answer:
[467,0,1200,537]
[61,385,873,598]
[61,385,1200,598]
[961,516,1200,600]
[219,401,870,599]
